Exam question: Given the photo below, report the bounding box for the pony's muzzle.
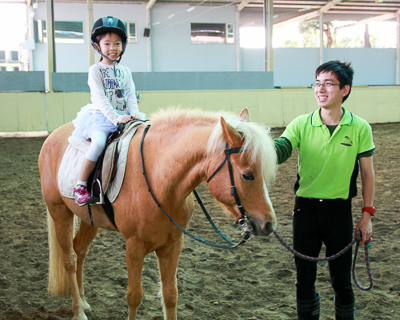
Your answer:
[248,217,275,237]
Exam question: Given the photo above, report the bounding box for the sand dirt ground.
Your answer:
[0,123,399,320]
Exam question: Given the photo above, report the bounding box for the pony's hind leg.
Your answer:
[48,206,89,320]
[73,219,99,312]
[155,237,184,320]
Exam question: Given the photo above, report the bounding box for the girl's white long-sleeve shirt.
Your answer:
[87,62,142,125]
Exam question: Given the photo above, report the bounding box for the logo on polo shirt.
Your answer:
[341,136,353,147]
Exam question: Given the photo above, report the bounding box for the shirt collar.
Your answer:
[311,107,353,127]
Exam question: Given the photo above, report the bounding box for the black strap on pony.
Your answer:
[140,124,251,249]
[86,120,144,229]
[207,143,248,226]
[87,194,117,229]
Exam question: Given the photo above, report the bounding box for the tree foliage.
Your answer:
[275,20,395,48]
[298,21,334,47]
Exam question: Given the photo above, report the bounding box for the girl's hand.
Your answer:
[117,115,132,124]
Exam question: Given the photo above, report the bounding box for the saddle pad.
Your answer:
[58,122,142,203]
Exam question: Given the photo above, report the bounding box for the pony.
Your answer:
[38,107,277,320]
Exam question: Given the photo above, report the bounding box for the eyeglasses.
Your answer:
[311,82,340,89]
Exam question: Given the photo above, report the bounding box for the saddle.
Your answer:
[58,120,144,228]
[88,120,143,204]
[59,120,143,202]
[90,123,125,202]
[84,121,142,228]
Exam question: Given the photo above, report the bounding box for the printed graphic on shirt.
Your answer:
[341,136,353,147]
[100,66,130,111]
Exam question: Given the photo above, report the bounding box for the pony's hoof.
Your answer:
[82,299,91,311]
[72,311,88,320]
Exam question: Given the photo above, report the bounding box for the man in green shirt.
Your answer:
[275,61,375,320]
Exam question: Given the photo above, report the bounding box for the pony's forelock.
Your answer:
[206,114,277,186]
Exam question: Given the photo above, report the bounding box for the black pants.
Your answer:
[293,197,355,305]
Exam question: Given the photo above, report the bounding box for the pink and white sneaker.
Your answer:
[73,185,95,206]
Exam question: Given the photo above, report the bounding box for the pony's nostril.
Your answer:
[248,218,274,236]
[263,221,274,235]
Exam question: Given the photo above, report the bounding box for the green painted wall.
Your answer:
[1,87,399,133]
[0,92,47,132]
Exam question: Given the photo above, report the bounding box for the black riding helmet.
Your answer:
[91,16,127,63]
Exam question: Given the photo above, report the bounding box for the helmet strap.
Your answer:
[98,50,121,64]
[93,42,124,64]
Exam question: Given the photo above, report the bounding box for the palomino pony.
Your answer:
[38,107,277,320]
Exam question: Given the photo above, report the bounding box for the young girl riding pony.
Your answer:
[72,16,145,206]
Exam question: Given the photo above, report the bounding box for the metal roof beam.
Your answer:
[274,1,326,4]
[335,10,400,31]
[337,1,400,8]
[334,6,400,12]
[274,0,343,28]
[238,0,250,11]
[326,10,398,15]
[354,10,400,24]
[237,0,251,11]
[147,0,157,10]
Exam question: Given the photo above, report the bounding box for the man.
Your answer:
[275,60,375,320]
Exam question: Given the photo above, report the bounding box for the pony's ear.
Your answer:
[239,108,251,122]
[221,117,243,148]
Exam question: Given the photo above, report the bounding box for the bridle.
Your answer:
[140,124,252,249]
[206,143,250,228]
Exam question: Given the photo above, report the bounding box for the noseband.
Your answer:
[207,143,249,228]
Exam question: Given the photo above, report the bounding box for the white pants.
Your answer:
[85,130,109,162]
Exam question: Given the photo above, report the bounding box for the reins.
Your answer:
[139,123,374,290]
[272,229,374,290]
[139,124,251,249]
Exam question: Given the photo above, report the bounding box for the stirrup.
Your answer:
[91,178,105,205]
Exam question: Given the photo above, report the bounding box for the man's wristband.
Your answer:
[362,206,375,216]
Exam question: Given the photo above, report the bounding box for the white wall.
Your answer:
[32,2,149,74]
[240,47,399,87]
[150,5,238,71]
[324,48,397,86]
[32,2,239,73]
[30,3,400,87]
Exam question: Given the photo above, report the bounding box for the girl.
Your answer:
[72,16,145,206]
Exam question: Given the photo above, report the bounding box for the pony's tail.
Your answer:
[47,208,73,296]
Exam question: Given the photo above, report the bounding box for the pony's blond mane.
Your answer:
[150,107,277,185]
[150,107,219,129]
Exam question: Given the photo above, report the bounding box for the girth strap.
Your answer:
[87,193,117,229]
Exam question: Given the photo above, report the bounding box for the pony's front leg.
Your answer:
[73,219,99,312]
[125,237,146,320]
[155,237,184,320]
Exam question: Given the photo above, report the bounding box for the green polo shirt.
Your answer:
[279,107,375,200]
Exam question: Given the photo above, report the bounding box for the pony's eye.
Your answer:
[242,173,255,181]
